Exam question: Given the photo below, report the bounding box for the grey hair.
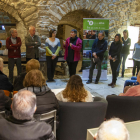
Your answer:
[96,118,129,140]
[98,31,105,37]
[9,28,17,34]
[29,26,35,31]
[12,90,36,120]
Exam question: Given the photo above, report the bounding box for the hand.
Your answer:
[52,54,56,59]
[94,55,97,58]
[35,42,38,44]
[93,52,96,56]
[109,55,112,60]
[93,133,97,140]
[29,46,34,48]
[70,43,72,47]
[63,40,66,45]
[118,93,124,96]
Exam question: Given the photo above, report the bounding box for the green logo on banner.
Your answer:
[83,19,109,30]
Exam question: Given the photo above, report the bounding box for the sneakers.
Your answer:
[111,83,116,88]
[86,80,92,84]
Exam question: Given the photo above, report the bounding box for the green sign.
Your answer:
[83,18,109,30]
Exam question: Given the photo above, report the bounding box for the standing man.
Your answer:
[25,26,41,62]
[6,28,22,84]
[86,31,107,84]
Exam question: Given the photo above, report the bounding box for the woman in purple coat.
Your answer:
[63,29,82,77]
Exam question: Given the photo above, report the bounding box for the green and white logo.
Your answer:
[83,19,109,30]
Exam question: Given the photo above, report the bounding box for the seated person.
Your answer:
[23,69,59,128]
[0,58,13,91]
[119,84,140,96]
[56,75,93,102]
[94,118,129,140]
[13,59,40,91]
[0,90,12,111]
[0,90,55,140]
[123,71,140,93]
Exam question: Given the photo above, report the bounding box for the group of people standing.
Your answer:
[5,26,82,83]
[86,29,138,88]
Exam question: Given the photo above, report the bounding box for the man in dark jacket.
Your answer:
[86,31,107,84]
[0,90,55,140]
[0,58,13,91]
[25,26,41,62]
[6,28,22,83]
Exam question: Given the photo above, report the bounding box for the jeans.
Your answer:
[67,61,78,77]
[117,54,128,74]
[133,60,140,76]
[110,59,119,83]
[46,56,58,80]
[8,58,21,83]
[89,58,102,82]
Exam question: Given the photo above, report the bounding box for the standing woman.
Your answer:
[132,37,140,76]
[45,29,61,82]
[108,34,122,88]
[117,30,131,77]
[63,29,82,77]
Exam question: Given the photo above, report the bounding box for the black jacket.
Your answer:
[92,38,107,60]
[109,41,122,60]
[121,37,131,54]
[0,90,12,111]
[0,71,13,91]
[0,115,55,140]
[23,86,59,128]
[13,72,26,91]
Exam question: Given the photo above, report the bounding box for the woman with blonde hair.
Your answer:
[132,37,140,76]
[23,69,59,128]
[56,75,93,102]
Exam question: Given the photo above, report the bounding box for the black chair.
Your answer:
[56,97,107,140]
[106,95,140,122]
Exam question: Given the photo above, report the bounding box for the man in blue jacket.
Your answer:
[86,31,107,84]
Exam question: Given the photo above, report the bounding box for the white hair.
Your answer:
[0,57,3,69]
[12,90,36,120]
[96,118,129,140]
[9,28,17,34]
[29,26,35,31]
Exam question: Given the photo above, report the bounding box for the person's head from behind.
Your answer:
[114,34,122,43]
[70,29,77,38]
[98,31,105,40]
[23,69,46,88]
[0,58,3,72]
[10,28,17,38]
[12,90,36,120]
[26,59,40,73]
[29,26,36,37]
[63,75,87,102]
[123,30,129,38]
[95,118,129,140]
[49,29,56,38]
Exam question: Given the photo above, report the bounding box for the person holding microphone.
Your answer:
[108,34,122,88]
[63,29,82,77]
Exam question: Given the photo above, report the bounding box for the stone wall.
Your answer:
[0,0,139,52]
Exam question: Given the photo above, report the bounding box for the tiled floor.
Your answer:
[3,60,132,98]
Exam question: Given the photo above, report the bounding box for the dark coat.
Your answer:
[109,41,122,60]
[13,72,26,91]
[0,90,12,111]
[92,38,107,60]
[0,71,13,92]
[0,115,55,140]
[23,86,59,128]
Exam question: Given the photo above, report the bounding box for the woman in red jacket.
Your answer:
[63,29,82,77]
